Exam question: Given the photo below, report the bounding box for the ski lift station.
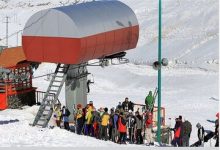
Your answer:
[0,1,165,129]
[0,1,140,127]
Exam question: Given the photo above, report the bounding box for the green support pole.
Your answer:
[157,0,162,144]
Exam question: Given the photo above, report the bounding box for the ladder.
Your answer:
[32,63,70,128]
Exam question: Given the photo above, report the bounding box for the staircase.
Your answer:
[32,63,70,128]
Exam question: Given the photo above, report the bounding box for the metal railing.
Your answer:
[35,90,60,104]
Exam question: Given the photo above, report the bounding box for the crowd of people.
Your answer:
[52,96,219,147]
[53,97,155,145]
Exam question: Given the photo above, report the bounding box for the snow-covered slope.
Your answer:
[122,0,219,68]
[0,0,219,147]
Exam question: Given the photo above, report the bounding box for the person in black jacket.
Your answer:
[61,106,70,131]
[180,119,192,147]
[122,97,129,113]
[109,108,115,141]
[128,101,134,112]
[126,110,136,143]
[196,123,205,147]
[214,113,219,147]
[135,111,143,144]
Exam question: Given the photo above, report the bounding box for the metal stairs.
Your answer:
[32,63,70,128]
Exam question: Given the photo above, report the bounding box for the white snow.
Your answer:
[0,0,219,147]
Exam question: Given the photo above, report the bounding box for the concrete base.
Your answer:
[65,64,87,122]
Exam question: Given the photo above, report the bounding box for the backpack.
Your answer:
[66,109,70,116]
[121,117,126,126]
[182,121,192,136]
[109,115,114,126]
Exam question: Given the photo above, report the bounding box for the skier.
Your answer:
[87,79,94,93]
[112,109,120,143]
[53,104,62,127]
[85,106,93,136]
[145,111,154,146]
[61,106,70,131]
[214,112,219,147]
[92,108,101,139]
[116,102,123,113]
[122,97,129,113]
[128,101,134,112]
[75,104,84,135]
[116,102,122,110]
[118,112,127,144]
[126,110,136,144]
[100,107,110,141]
[109,108,115,141]
[88,101,94,108]
[171,118,182,147]
[98,107,104,116]
[180,118,192,147]
[145,91,154,112]
[135,111,143,144]
[196,123,205,147]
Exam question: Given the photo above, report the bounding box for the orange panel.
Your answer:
[22,36,43,62]
[130,26,139,49]
[59,38,81,64]
[85,36,96,61]
[23,36,81,64]
[43,37,60,63]
[113,30,123,54]
[0,94,7,110]
[0,47,26,68]
[22,25,139,64]
[104,31,114,56]
[79,38,87,63]
[95,34,105,58]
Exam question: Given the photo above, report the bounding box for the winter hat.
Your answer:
[77,104,82,109]
[99,107,104,112]
[216,112,219,119]
[104,107,108,112]
[129,110,132,113]
[196,123,201,128]
[110,107,114,112]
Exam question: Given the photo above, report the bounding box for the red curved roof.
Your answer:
[22,1,139,64]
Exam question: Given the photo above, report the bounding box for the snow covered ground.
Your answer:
[0,0,219,147]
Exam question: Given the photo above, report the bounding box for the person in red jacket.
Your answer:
[171,118,182,147]
[145,111,154,146]
[118,112,127,144]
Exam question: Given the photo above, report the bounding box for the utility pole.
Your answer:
[16,31,19,46]
[5,16,9,47]
[157,0,162,144]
